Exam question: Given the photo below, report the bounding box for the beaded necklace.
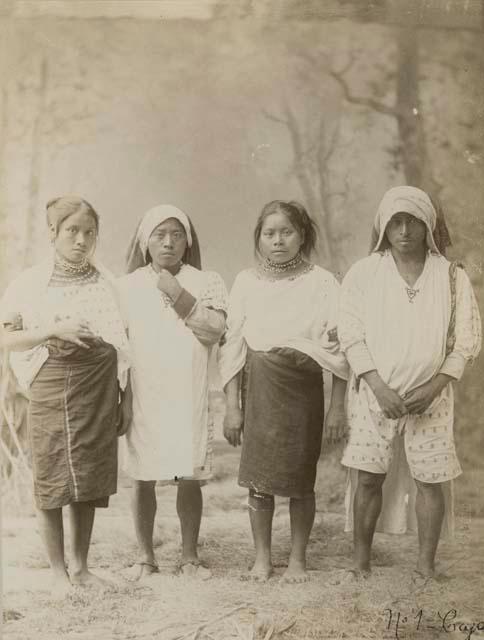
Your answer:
[55,254,90,274]
[261,252,303,274]
[50,255,98,287]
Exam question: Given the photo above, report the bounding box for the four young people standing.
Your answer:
[1,188,481,593]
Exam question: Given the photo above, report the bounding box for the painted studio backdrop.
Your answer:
[1,1,483,639]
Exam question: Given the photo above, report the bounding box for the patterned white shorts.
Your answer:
[341,379,462,483]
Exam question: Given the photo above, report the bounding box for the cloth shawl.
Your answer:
[371,185,440,254]
[125,204,201,273]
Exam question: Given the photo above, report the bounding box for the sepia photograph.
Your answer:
[1,1,483,639]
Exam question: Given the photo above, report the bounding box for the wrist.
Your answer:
[328,401,345,412]
[46,322,58,341]
[431,374,450,395]
[172,288,196,319]
[362,370,384,392]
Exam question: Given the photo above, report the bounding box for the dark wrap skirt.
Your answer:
[238,347,325,498]
[28,339,119,509]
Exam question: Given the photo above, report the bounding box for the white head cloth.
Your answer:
[373,186,439,254]
[137,204,192,259]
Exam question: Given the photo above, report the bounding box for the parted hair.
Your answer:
[253,200,318,257]
[46,196,99,235]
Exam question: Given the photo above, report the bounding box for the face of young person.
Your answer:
[385,212,427,256]
[54,210,97,263]
[147,218,187,272]
[258,212,303,263]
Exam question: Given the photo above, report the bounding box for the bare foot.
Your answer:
[124,562,159,582]
[49,573,74,600]
[330,568,371,586]
[415,564,435,579]
[70,570,113,589]
[280,559,310,584]
[240,562,273,583]
[411,567,452,588]
[176,560,212,580]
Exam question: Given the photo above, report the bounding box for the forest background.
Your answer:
[1,2,483,639]
[1,0,482,506]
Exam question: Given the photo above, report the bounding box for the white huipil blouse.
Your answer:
[0,259,130,391]
[218,264,349,387]
[117,264,227,481]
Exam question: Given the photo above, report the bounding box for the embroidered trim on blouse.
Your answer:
[255,262,315,282]
[49,261,99,287]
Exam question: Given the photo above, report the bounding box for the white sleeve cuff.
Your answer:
[439,352,467,380]
[345,342,376,377]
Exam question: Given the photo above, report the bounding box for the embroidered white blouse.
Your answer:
[0,259,130,391]
[218,264,349,388]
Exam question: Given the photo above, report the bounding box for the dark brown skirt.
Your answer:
[28,341,119,509]
[238,347,324,498]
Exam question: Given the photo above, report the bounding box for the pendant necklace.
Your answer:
[405,286,420,303]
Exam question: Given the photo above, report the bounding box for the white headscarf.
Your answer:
[137,205,192,260]
[373,186,440,254]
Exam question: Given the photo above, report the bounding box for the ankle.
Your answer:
[181,550,198,563]
[68,560,88,577]
[52,565,70,578]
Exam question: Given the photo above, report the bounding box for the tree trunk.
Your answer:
[394,24,441,196]
[24,56,48,268]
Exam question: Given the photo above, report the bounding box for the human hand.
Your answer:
[373,385,407,419]
[403,379,442,415]
[51,318,96,349]
[156,269,183,300]
[223,405,243,447]
[2,312,23,332]
[362,371,407,419]
[324,404,347,444]
[116,396,133,436]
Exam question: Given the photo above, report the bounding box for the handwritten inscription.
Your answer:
[384,608,484,639]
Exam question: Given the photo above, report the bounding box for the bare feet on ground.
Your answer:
[241,559,273,583]
[280,559,310,584]
[329,567,371,586]
[70,569,113,589]
[177,556,212,580]
[124,562,159,582]
[49,572,74,600]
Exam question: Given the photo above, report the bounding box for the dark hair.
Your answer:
[253,200,318,257]
[46,196,99,235]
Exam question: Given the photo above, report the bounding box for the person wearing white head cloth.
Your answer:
[117,204,228,580]
[338,185,481,580]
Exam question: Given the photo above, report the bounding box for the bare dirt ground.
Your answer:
[2,442,484,640]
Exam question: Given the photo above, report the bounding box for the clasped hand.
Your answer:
[156,269,182,301]
[51,317,97,349]
[373,380,439,418]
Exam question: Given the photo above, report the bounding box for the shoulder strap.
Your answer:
[445,261,464,356]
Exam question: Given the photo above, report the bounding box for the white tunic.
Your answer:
[339,250,481,535]
[218,264,349,387]
[338,251,481,396]
[117,264,227,481]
